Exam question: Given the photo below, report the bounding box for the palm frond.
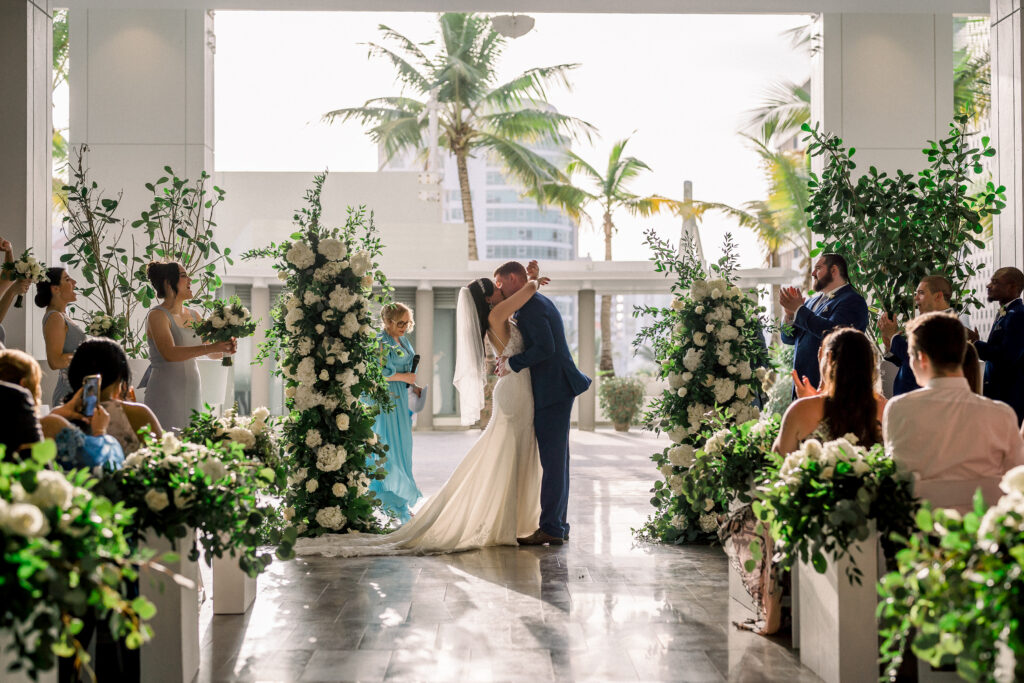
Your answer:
[621,194,681,218]
[482,64,582,108]
[743,80,810,145]
[365,41,432,93]
[377,24,432,71]
[526,181,597,224]
[479,108,595,146]
[564,152,605,186]
[474,134,562,195]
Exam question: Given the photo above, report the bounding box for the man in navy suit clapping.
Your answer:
[968,267,1024,425]
[780,253,869,391]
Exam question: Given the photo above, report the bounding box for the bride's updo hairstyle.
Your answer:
[465,278,495,340]
[148,261,182,299]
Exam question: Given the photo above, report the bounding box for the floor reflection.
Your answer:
[197,429,818,682]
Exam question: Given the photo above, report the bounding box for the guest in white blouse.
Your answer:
[884,312,1024,512]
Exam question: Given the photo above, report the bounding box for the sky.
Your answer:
[213,11,812,268]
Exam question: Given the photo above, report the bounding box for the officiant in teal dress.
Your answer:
[370,303,423,523]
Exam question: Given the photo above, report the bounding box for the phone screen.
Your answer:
[82,374,101,417]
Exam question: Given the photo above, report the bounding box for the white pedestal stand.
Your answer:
[139,531,200,683]
[212,553,257,615]
[197,359,229,416]
[797,535,879,683]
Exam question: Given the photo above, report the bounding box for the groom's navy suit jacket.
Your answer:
[781,285,869,389]
[975,298,1024,425]
[507,293,591,408]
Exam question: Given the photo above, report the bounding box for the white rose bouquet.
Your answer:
[193,295,258,366]
[2,248,47,308]
[1,441,155,678]
[85,311,128,340]
[753,436,916,584]
[95,431,293,573]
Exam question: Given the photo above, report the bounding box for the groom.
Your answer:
[494,260,592,546]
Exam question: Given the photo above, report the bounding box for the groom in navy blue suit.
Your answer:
[494,260,591,546]
[781,253,869,390]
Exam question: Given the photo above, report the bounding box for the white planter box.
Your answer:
[797,534,879,683]
[197,359,230,414]
[213,553,257,615]
[139,531,200,683]
[0,633,57,683]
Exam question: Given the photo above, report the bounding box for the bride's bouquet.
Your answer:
[2,248,47,308]
[193,296,258,366]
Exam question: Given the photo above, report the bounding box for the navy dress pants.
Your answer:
[535,396,575,538]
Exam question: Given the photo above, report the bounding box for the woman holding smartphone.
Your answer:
[370,302,423,523]
[37,267,86,405]
[143,262,235,432]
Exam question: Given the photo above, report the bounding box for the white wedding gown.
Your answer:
[294,325,542,557]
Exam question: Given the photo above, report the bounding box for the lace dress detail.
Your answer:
[295,325,542,557]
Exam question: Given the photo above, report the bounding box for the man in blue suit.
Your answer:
[494,260,591,546]
[780,253,869,390]
[968,267,1024,425]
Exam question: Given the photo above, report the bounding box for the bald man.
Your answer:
[968,267,1024,424]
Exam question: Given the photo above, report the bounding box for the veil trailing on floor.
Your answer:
[453,286,485,426]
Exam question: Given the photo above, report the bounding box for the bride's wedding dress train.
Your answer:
[294,326,541,557]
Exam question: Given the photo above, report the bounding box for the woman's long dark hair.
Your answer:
[820,327,882,447]
[466,278,494,340]
[34,267,65,308]
[68,338,131,397]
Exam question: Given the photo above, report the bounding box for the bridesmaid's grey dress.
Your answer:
[143,306,202,432]
[43,310,86,406]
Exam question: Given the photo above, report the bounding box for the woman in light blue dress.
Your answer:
[371,303,423,523]
[38,267,87,406]
[143,261,235,432]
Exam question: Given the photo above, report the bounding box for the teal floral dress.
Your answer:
[370,331,422,522]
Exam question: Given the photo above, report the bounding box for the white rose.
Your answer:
[319,369,329,381]
[693,332,707,347]
[28,471,74,509]
[283,506,295,521]
[1000,465,1024,495]
[161,432,181,452]
[124,452,145,468]
[694,305,705,314]
[315,506,346,530]
[676,387,687,398]
[306,479,319,493]
[711,289,722,299]
[681,372,693,382]
[211,316,227,329]
[335,414,350,431]
[670,298,685,311]
[144,489,170,512]
[361,274,374,288]
[332,483,348,497]
[821,466,835,480]
[705,324,714,333]
[3,503,49,537]
[316,324,325,334]
[305,429,323,448]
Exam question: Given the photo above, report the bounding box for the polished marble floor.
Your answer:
[197,429,819,682]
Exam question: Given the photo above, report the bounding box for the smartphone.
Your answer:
[82,374,101,417]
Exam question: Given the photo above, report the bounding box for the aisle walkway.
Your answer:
[197,429,818,682]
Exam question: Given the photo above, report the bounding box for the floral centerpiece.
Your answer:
[84,311,128,341]
[633,231,772,544]
[1,442,155,679]
[94,431,288,574]
[192,296,258,366]
[2,248,47,308]
[753,436,917,584]
[878,470,1024,682]
[244,173,393,537]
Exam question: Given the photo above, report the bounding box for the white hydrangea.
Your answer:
[297,337,314,356]
[667,426,687,443]
[283,506,295,521]
[317,238,347,261]
[315,506,346,530]
[305,429,323,448]
[2,502,49,537]
[737,361,752,380]
[690,280,709,300]
[303,291,322,306]
[667,372,685,389]
[286,242,316,270]
[226,426,256,449]
[199,457,229,483]
[698,513,718,532]
[314,261,345,283]
[349,250,373,277]
[284,307,304,333]
[660,464,674,478]
[692,332,707,347]
[316,444,345,472]
[667,475,684,496]
[1000,465,1024,495]
[670,514,687,530]
[668,444,695,467]
[718,325,739,341]
[295,357,317,385]
[27,471,74,509]
[682,348,704,372]
[713,378,735,404]
[670,298,685,311]
[329,286,358,312]
[306,479,319,493]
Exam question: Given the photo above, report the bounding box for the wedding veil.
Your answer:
[454,286,485,426]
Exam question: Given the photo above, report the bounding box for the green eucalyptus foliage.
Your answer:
[1,442,155,680]
[244,173,393,537]
[803,115,1004,318]
[878,491,1024,682]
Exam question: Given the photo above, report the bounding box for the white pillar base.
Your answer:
[797,535,879,683]
[212,555,257,615]
[139,531,200,683]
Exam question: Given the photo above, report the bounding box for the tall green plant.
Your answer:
[323,12,594,260]
[58,147,153,357]
[803,116,1004,318]
[133,168,233,307]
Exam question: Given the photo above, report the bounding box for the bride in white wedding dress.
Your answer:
[293,273,547,557]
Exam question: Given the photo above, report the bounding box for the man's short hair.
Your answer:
[493,261,527,280]
[906,311,967,370]
[822,253,849,282]
[921,275,953,304]
[995,267,1024,295]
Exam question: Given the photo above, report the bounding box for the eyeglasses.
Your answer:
[394,320,411,329]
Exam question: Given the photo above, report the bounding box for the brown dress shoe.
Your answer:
[517,529,564,546]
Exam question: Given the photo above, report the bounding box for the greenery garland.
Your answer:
[244,173,392,536]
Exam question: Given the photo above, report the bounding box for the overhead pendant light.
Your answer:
[490,14,535,39]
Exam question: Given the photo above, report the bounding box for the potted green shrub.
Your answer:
[598,374,646,431]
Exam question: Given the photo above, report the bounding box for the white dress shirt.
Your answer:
[883,376,1024,512]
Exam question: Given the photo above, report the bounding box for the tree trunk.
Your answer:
[455,152,478,261]
[769,248,782,345]
[599,210,615,376]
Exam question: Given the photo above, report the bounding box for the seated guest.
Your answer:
[68,338,161,454]
[775,327,886,455]
[0,380,43,454]
[884,312,1024,512]
[0,349,123,471]
[879,275,966,396]
[968,267,1024,425]
[781,253,869,391]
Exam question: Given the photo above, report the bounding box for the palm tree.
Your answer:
[742,80,810,148]
[536,137,678,375]
[323,13,594,260]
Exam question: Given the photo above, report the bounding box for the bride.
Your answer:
[293,269,549,557]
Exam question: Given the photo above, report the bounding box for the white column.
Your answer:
[991,2,1024,270]
[0,1,51,354]
[414,283,434,430]
[812,14,953,177]
[250,280,270,411]
[69,9,214,222]
[577,287,596,431]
